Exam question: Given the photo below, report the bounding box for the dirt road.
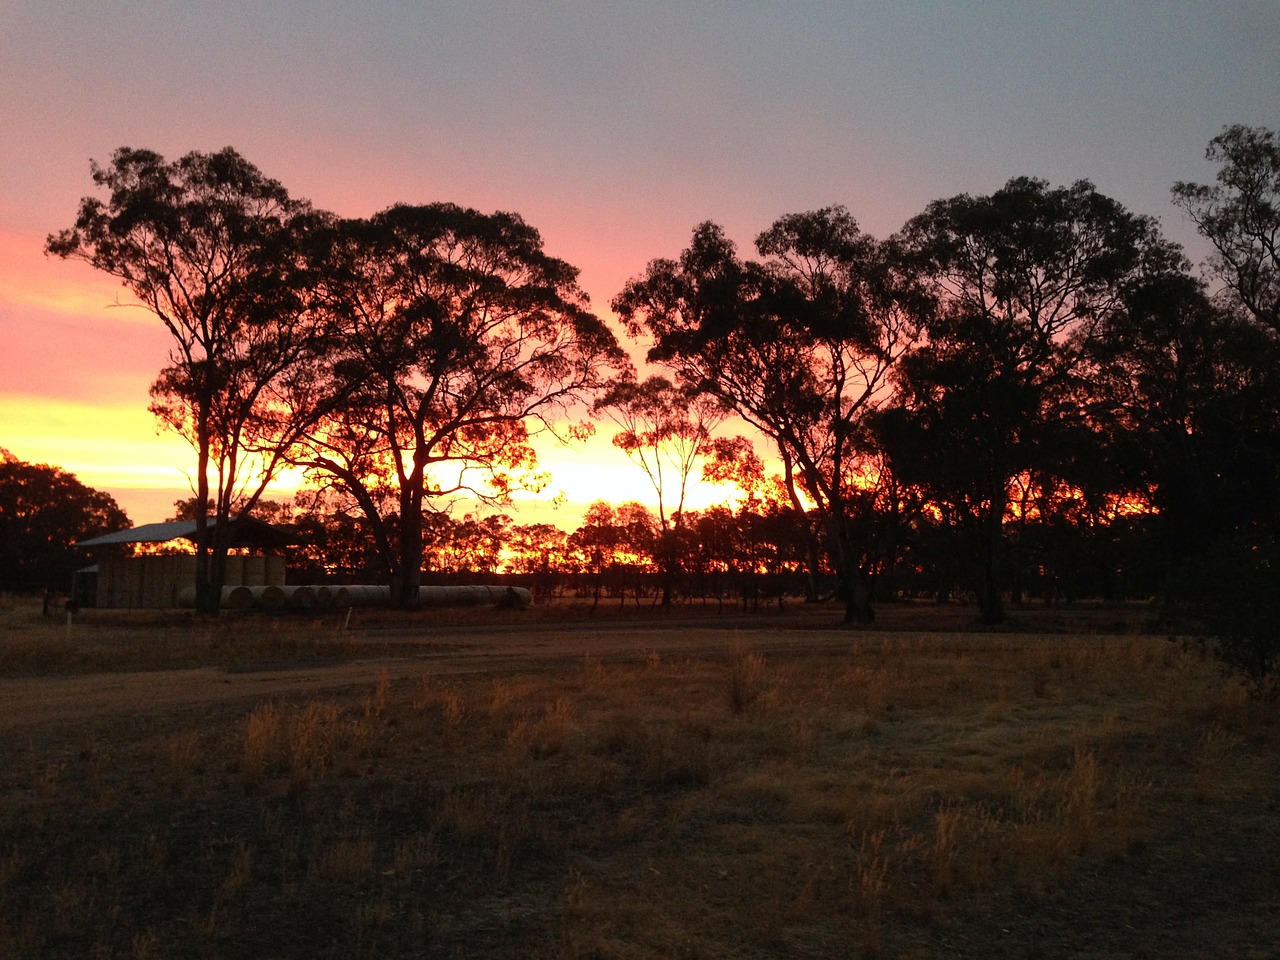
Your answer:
[0,616,823,732]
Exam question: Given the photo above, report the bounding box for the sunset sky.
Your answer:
[2,1,1276,529]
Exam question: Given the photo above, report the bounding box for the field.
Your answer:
[1,597,1277,959]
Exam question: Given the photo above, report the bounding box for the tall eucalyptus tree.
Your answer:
[297,203,628,607]
[615,207,925,622]
[47,147,331,613]
[878,177,1184,622]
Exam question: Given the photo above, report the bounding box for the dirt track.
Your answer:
[0,615,824,733]
[2,601,1143,733]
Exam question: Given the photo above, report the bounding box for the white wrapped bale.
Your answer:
[177,584,254,609]
[248,585,287,609]
[281,585,318,608]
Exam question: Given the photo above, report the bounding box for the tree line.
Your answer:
[37,127,1280,656]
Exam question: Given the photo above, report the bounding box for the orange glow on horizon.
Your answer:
[0,394,192,499]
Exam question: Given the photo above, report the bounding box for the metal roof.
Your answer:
[76,517,295,549]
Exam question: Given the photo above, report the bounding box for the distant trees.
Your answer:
[1090,272,1279,563]
[1165,125,1280,697]
[610,155,1276,628]
[41,131,1280,647]
[46,147,333,613]
[596,375,725,607]
[0,450,129,594]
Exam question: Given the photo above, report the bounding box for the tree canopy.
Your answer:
[35,130,1280,659]
[1173,124,1280,333]
[614,206,925,621]
[46,147,332,612]
[0,450,129,594]
[293,202,629,607]
[876,177,1185,623]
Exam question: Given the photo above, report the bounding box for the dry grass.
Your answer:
[727,637,767,713]
[0,604,1277,958]
[0,596,378,676]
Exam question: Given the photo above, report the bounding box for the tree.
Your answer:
[1173,124,1280,333]
[0,450,129,594]
[296,203,628,608]
[878,177,1184,623]
[46,147,332,613]
[569,500,623,609]
[596,375,725,607]
[289,488,390,583]
[1168,536,1280,702]
[1090,271,1280,565]
[424,513,511,574]
[567,500,657,608]
[701,438,820,605]
[1167,131,1280,696]
[615,207,923,622]
[506,521,569,602]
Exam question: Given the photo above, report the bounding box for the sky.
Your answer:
[2,0,1277,529]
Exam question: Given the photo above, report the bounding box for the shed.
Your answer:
[76,517,293,609]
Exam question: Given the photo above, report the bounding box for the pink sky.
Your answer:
[3,1,1275,527]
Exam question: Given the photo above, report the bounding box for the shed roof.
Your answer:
[76,516,294,549]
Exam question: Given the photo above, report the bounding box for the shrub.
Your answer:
[1168,537,1280,702]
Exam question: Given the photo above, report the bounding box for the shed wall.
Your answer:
[95,553,285,609]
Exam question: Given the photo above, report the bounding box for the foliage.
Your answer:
[566,500,659,608]
[597,375,724,531]
[423,512,511,575]
[1173,124,1280,333]
[1167,537,1280,701]
[615,206,924,621]
[0,450,129,593]
[596,375,726,606]
[876,177,1185,622]
[46,147,332,612]
[35,133,1280,624]
[295,203,628,607]
[1090,272,1280,564]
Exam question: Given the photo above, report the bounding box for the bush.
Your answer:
[1168,537,1280,702]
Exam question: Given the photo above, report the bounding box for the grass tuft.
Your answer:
[728,639,767,713]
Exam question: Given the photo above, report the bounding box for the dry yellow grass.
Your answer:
[0,600,1276,958]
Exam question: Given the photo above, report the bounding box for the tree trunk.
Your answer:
[802,533,822,604]
[393,509,424,609]
[193,439,220,616]
[829,517,874,624]
[842,570,875,623]
[780,452,822,603]
[659,526,680,610]
[976,497,1006,625]
[208,522,232,615]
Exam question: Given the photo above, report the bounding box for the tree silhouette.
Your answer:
[1091,272,1280,564]
[1173,124,1280,333]
[879,178,1183,623]
[47,147,332,613]
[294,204,628,607]
[0,450,129,594]
[596,375,725,607]
[615,207,923,622]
